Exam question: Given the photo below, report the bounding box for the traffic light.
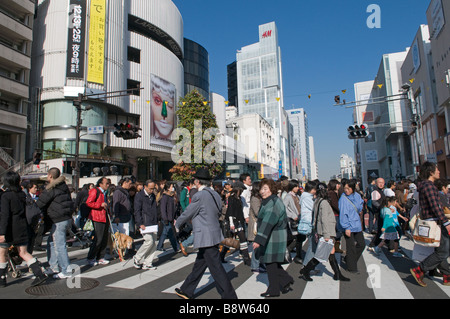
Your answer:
[347,123,369,139]
[359,123,369,138]
[113,123,141,140]
[348,125,358,139]
[334,95,341,104]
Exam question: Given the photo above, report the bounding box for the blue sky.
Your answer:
[172,0,431,180]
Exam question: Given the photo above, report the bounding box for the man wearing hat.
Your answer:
[174,167,237,299]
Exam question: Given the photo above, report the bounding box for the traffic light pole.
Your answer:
[71,86,143,191]
[333,93,408,108]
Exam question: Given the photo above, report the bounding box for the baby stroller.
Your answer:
[7,246,23,279]
[66,220,93,249]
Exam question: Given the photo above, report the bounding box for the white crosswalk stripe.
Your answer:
[18,235,450,299]
[361,234,414,299]
[300,254,341,299]
[162,251,243,296]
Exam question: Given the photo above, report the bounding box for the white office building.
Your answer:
[288,108,310,181]
[235,22,289,177]
[309,136,318,180]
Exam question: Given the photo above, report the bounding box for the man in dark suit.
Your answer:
[174,168,237,299]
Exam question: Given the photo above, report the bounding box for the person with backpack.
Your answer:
[36,167,74,279]
[86,177,110,266]
[0,172,48,288]
[74,183,94,230]
[112,177,133,236]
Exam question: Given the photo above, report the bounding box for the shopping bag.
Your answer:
[83,219,94,232]
[314,238,334,263]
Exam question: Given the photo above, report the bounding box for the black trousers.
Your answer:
[181,245,237,299]
[265,262,294,295]
[87,221,109,260]
[344,231,365,272]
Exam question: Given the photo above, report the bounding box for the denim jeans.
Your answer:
[249,242,266,271]
[182,233,195,247]
[157,222,179,251]
[421,225,450,276]
[47,219,71,275]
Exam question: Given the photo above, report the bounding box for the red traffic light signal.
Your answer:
[113,123,141,139]
[347,123,369,139]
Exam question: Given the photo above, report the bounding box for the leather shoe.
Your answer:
[281,284,293,294]
[179,243,188,257]
[175,288,192,299]
[260,292,279,298]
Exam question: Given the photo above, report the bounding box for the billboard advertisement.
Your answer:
[87,0,106,84]
[66,0,87,79]
[150,74,176,148]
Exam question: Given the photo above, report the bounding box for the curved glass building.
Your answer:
[183,38,209,99]
[31,0,184,181]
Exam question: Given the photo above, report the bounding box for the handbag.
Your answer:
[298,199,324,236]
[221,236,240,250]
[411,205,441,248]
[289,218,299,236]
[297,219,313,236]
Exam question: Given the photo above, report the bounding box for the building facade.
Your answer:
[425,0,450,178]
[31,0,184,181]
[401,24,442,177]
[234,22,289,177]
[353,51,414,187]
[288,108,310,181]
[184,38,209,100]
[0,0,36,171]
[340,154,355,179]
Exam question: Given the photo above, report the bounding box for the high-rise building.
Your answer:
[353,51,413,186]
[309,136,318,180]
[288,108,310,180]
[0,0,36,171]
[233,22,289,177]
[340,154,355,179]
[184,38,210,99]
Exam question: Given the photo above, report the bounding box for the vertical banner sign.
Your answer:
[66,0,86,79]
[87,0,106,84]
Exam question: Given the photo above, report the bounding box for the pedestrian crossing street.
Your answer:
[25,233,450,299]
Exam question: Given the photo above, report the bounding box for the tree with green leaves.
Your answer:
[169,90,223,181]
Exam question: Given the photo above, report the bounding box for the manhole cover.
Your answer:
[25,277,99,296]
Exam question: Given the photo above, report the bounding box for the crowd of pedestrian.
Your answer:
[0,161,449,297]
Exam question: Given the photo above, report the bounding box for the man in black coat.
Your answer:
[37,167,74,279]
[133,180,158,270]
